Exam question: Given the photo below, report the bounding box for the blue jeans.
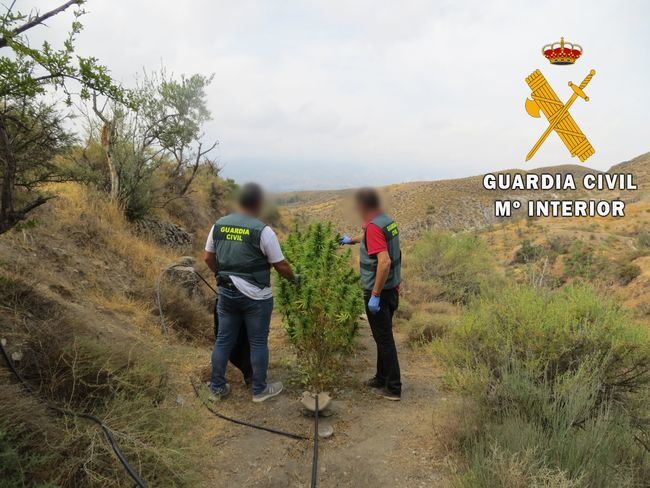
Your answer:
[211,287,274,395]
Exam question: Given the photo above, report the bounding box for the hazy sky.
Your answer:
[24,0,650,190]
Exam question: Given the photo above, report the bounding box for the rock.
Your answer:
[318,424,334,438]
[11,351,23,362]
[135,218,192,250]
[167,265,200,298]
[301,392,332,412]
[176,256,196,267]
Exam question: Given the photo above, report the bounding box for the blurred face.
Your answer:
[244,198,264,217]
[354,199,372,220]
[239,184,265,216]
[253,198,264,217]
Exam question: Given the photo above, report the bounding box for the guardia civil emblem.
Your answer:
[524,37,596,162]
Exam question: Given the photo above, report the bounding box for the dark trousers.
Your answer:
[214,297,252,382]
[364,288,401,395]
[211,288,273,394]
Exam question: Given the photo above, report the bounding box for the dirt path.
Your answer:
[201,316,454,487]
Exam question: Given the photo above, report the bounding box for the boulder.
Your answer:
[135,218,192,250]
[176,256,196,267]
[167,264,200,298]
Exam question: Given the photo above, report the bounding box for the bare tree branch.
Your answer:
[0,0,82,49]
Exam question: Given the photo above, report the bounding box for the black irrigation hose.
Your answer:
[190,377,308,440]
[159,264,308,441]
[311,395,319,488]
[0,339,147,488]
[193,269,218,295]
[165,265,321,481]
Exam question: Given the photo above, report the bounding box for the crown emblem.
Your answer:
[542,37,582,65]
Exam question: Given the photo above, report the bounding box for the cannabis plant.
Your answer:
[277,222,363,391]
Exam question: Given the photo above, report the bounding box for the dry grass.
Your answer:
[52,183,177,284]
[158,282,213,343]
[0,183,220,486]
[483,198,650,313]
[0,275,207,487]
[406,308,459,344]
[0,372,75,487]
[88,290,163,337]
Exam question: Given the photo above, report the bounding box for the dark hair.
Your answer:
[354,187,380,210]
[238,182,264,211]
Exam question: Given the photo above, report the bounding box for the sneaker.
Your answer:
[208,383,231,401]
[372,387,401,401]
[252,381,283,403]
[364,376,385,388]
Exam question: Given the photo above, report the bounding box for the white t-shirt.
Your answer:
[205,224,284,300]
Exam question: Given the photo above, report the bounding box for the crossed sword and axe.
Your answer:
[524,69,596,161]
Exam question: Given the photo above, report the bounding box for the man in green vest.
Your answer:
[204,183,298,402]
[340,187,402,400]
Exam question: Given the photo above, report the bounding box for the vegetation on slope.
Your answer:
[0,3,243,482]
[400,210,650,487]
[0,273,204,487]
[441,285,650,487]
[409,232,503,305]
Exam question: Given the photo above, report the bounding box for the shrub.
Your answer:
[0,278,202,487]
[410,232,502,304]
[437,285,650,487]
[159,282,213,343]
[15,332,202,487]
[441,285,650,394]
[0,384,62,488]
[547,236,571,255]
[616,262,641,285]
[637,232,650,250]
[277,222,363,391]
[116,150,155,221]
[407,310,456,344]
[394,297,414,321]
[401,276,444,305]
[513,239,544,264]
[563,241,598,279]
[458,361,649,487]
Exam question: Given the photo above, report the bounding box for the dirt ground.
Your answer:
[198,315,455,487]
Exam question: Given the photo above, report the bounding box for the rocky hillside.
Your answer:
[277,153,650,238]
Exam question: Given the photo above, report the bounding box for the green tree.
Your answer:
[0,98,76,229]
[0,0,127,234]
[140,71,217,196]
[91,70,218,207]
[89,70,217,216]
[277,222,363,391]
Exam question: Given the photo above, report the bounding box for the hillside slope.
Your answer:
[1,155,648,486]
[0,183,460,487]
[278,154,650,238]
[0,184,219,486]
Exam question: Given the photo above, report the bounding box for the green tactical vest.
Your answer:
[213,213,271,289]
[359,213,401,291]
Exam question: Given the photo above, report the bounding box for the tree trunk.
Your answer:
[0,114,17,234]
[101,121,119,200]
[179,162,200,196]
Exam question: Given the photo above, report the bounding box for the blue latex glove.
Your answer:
[368,294,381,314]
[339,235,353,245]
